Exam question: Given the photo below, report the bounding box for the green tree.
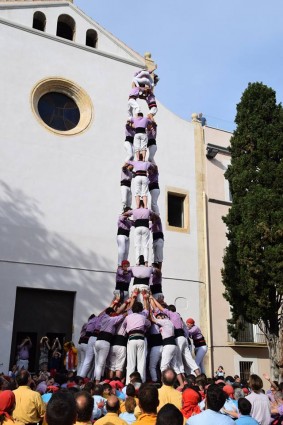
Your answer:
[222,82,283,379]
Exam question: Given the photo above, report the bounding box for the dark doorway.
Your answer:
[10,287,75,372]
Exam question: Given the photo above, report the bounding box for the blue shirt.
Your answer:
[235,415,260,425]
[187,409,235,425]
[119,411,136,424]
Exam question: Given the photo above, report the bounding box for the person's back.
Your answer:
[246,375,271,425]
[46,391,77,425]
[119,397,136,425]
[187,384,234,425]
[13,370,46,424]
[158,369,181,411]
[235,397,260,425]
[95,395,128,425]
[134,384,159,424]
[74,391,94,425]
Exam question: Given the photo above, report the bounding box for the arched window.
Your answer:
[86,29,98,48]
[33,11,46,32]
[56,14,75,41]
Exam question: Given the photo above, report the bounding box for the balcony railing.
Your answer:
[228,323,266,345]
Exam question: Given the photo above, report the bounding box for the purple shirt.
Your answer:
[99,313,124,334]
[127,160,152,172]
[121,168,132,182]
[163,309,183,330]
[150,268,162,285]
[146,92,157,106]
[117,215,133,231]
[130,117,151,129]
[17,343,31,360]
[116,268,132,285]
[125,123,135,138]
[122,312,151,333]
[128,207,153,221]
[155,318,175,339]
[86,316,100,333]
[129,265,153,279]
[129,87,139,98]
[150,217,163,233]
[148,167,159,184]
[187,325,204,341]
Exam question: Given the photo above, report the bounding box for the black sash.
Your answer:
[120,180,131,187]
[147,333,162,348]
[133,277,150,286]
[135,219,149,228]
[135,127,146,134]
[153,232,164,241]
[115,281,130,291]
[163,336,176,346]
[117,228,130,237]
[151,284,162,294]
[125,136,134,143]
[97,331,113,343]
[147,139,156,147]
[112,335,128,347]
[149,182,159,191]
[174,328,185,338]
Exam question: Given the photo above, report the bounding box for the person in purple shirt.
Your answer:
[132,67,156,89]
[147,121,157,163]
[124,122,135,162]
[147,322,163,383]
[94,306,126,384]
[123,200,156,266]
[16,337,32,371]
[125,155,153,208]
[150,215,164,269]
[150,263,163,301]
[129,113,152,161]
[117,209,133,266]
[114,260,132,302]
[79,314,99,378]
[128,86,141,118]
[147,165,159,213]
[145,89,158,119]
[120,165,133,211]
[186,318,207,373]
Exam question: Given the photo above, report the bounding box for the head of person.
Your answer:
[186,318,195,329]
[248,374,263,393]
[105,307,115,316]
[16,370,30,386]
[156,403,183,425]
[74,391,94,423]
[102,383,112,397]
[206,384,227,412]
[83,381,95,395]
[123,207,132,214]
[155,312,167,320]
[234,388,244,400]
[161,368,177,387]
[106,395,120,414]
[181,388,201,419]
[121,259,130,271]
[138,384,159,414]
[138,200,145,209]
[167,305,176,313]
[223,385,234,399]
[126,384,136,397]
[234,374,241,383]
[132,301,143,314]
[125,397,136,414]
[0,390,15,423]
[93,384,103,396]
[46,391,77,425]
[238,397,252,416]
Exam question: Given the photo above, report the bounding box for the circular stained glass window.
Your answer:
[38,92,80,131]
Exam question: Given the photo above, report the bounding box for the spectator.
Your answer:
[16,337,32,371]
[119,397,136,424]
[13,370,46,424]
[181,388,201,420]
[158,368,182,411]
[156,403,183,425]
[246,375,271,425]
[135,384,159,424]
[91,384,107,420]
[95,395,127,425]
[0,390,15,425]
[235,397,259,425]
[74,391,94,425]
[187,384,234,424]
[46,391,77,425]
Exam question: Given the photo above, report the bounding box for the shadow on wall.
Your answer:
[0,181,115,366]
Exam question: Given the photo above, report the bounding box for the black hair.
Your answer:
[137,112,144,117]
[75,391,94,422]
[132,301,143,314]
[138,384,159,413]
[88,314,95,320]
[126,383,136,397]
[105,307,115,315]
[238,397,252,415]
[16,370,30,386]
[93,384,103,396]
[83,381,95,393]
[156,403,183,425]
[46,391,77,425]
[167,305,176,312]
[206,384,227,412]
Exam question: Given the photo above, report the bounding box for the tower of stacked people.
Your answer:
[77,62,207,387]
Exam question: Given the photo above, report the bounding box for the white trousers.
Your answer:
[124,141,134,162]
[147,145,157,163]
[176,336,198,373]
[153,238,164,263]
[149,345,162,382]
[134,175,149,197]
[128,98,140,118]
[95,339,111,381]
[77,343,88,376]
[17,359,29,370]
[161,345,179,373]
[133,74,153,88]
[134,133,148,153]
[195,345,208,373]
[150,188,160,214]
[134,226,150,263]
[126,338,147,383]
[117,234,130,265]
[108,345,126,372]
[80,336,96,378]
[120,185,132,210]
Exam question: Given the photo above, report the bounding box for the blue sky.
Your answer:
[75,0,283,132]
